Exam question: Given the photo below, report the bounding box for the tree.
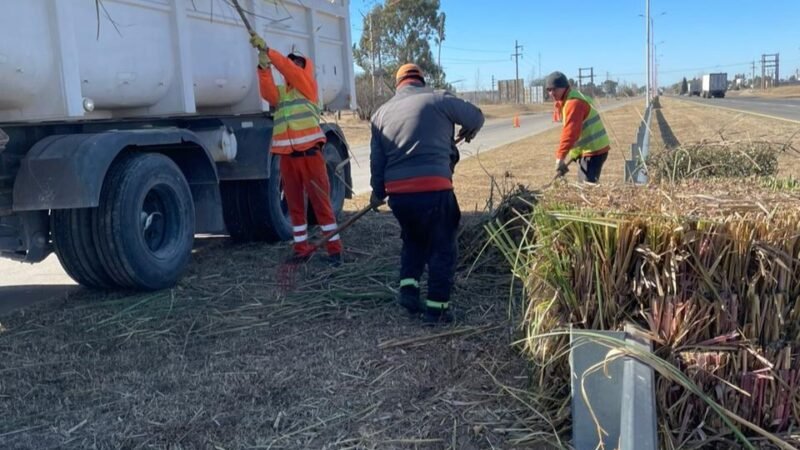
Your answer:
[602,79,618,96]
[680,77,688,95]
[353,0,447,91]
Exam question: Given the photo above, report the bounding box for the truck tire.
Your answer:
[308,141,346,225]
[52,208,116,289]
[221,147,346,243]
[325,140,347,217]
[221,178,287,243]
[93,153,195,290]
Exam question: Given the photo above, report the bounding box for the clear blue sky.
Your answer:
[349,0,800,90]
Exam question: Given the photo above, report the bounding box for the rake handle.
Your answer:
[308,199,383,252]
[230,0,255,34]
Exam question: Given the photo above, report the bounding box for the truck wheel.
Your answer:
[325,141,347,217]
[221,178,287,243]
[52,208,116,289]
[94,153,195,290]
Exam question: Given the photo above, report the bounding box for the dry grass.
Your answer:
[323,111,371,147]
[729,85,800,99]
[0,206,547,449]
[452,101,646,210]
[655,97,800,177]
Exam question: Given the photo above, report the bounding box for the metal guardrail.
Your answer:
[624,98,655,184]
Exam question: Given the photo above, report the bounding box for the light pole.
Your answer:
[641,1,650,107]
[654,41,665,95]
[639,9,667,105]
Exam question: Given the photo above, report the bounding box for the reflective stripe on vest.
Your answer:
[272,86,326,153]
[561,90,610,157]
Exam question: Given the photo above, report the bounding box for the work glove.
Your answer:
[369,191,386,211]
[555,159,569,177]
[258,52,271,69]
[457,127,478,143]
[249,32,267,51]
[249,33,271,68]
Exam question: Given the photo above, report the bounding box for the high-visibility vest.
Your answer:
[561,89,610,159]
[271,86,326,154]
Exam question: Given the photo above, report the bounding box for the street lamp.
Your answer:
[639,10,667,104]
[654,41,665,95]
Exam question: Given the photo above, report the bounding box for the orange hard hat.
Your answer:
[395,63,425,85]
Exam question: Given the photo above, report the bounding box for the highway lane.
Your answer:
[674,95,800,123]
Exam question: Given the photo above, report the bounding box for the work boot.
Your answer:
[325,252,343,267]
[421,299,454,324]
[398,286,422,314]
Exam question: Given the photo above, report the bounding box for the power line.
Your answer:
[443,45,506,54]
[441,57,510,63]
[441,60,509,65]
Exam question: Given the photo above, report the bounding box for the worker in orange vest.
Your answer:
[250,33,343,266]
[547,71,611,182]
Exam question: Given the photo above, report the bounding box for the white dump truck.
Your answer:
[702,73,727,98]
[687,79,701,96]
[0,0,356,290]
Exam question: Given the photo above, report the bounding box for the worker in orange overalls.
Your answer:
[250,33,343,266]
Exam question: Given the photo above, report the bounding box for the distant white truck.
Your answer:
[702,73,727,98]
[687,79,702,96]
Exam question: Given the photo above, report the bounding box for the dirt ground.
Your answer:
[12,97,789,449]
[0,102,648,450]
[654,97,800,177]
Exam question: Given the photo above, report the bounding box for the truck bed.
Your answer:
[0,0,356,123]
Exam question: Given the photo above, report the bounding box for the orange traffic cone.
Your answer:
[513,115,520,128]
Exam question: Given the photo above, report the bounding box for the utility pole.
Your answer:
[491,75,496,103]
[751,60,756,87]
[512,40,524,104]
[645,0,651,108]
[761,53,780,89]
[578,67,594,92]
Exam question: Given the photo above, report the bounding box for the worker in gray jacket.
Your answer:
[370,63,484,323]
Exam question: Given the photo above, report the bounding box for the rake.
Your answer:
[276,198,384,293]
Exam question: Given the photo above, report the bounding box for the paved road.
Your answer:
[348,98,635,194]
[0,98,636,314]
[675,95,800,123]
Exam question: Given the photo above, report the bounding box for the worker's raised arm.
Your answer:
[555,99,590,160]
[257,67,280,106]
[267,49,318,102]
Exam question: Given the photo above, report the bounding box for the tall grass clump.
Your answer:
[488,195,800,449]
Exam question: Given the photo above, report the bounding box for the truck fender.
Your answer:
[13,129,224,232]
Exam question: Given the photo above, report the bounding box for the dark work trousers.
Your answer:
[388,190,461,304]
[578,152,609,183]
